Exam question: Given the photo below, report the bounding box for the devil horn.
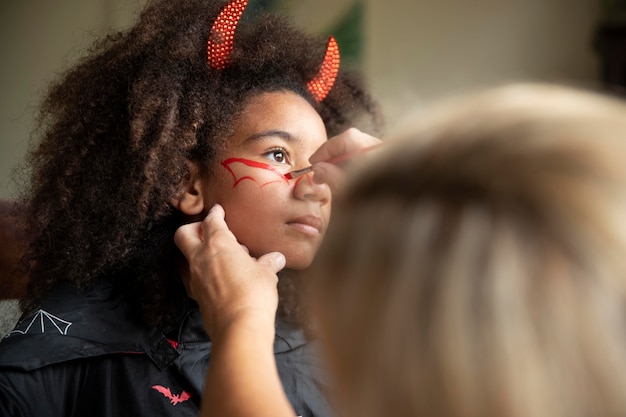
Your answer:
[207,0,249,70]
[307,36,340,102]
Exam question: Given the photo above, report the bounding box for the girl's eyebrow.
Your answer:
[245,130,303,146]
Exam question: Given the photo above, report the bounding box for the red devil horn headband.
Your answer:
[207,0,340,102]
[306,36,340,102]
[207,0,248,70]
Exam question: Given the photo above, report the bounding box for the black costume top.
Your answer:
[0,281,332,417]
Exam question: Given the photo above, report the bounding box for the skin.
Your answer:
[175,204,291,417]
[309,127,382,193]
[174,126,382,417]
[175,90,331,270]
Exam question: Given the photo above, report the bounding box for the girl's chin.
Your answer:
[249,243,318,270]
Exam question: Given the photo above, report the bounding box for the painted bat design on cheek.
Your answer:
[221,157,306,188]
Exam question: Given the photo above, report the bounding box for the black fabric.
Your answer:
[0,281,333,417]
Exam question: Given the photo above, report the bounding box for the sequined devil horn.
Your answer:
[207,0,249,70]
[307,36,340,102]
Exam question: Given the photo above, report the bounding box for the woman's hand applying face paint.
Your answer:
[174,203,286,340]
[308,127,382,194]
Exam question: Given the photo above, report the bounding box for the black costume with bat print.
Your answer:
[0,280,333,417]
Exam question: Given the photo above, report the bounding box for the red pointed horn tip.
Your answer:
[307,36,340,103]
[207,0,249,70]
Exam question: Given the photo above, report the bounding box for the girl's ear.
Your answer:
[171,161,205,215]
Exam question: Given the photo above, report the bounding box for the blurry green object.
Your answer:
[241,0,275,20]
[326,1,364,69]
[265,0,364,70]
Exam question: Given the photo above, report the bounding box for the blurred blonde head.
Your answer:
[310,83,626,417]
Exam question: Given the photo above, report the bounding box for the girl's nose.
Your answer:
[292,172,330,204]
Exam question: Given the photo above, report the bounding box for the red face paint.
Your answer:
[221,158,306,188]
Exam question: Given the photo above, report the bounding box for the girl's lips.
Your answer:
[287,215,323,236]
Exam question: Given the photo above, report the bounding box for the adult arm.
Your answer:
[174,204,294,417]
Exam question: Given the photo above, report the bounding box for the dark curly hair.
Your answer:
[16,0,381,325]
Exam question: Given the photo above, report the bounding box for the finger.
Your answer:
[174,221,203,255]
[201,204,234,239]
[311,162,346,194]
[200,204,247,260]
[309,131,353,164]
[309,128,381,164]
[240,244,250,254]
[257,252,286,273]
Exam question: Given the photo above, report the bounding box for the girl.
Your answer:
[0,0,380,415]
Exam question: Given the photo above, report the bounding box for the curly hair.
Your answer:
[17,0,381,325]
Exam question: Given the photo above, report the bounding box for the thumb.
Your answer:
[174,221,202,257]
[257,252,286,273]
[312,162,346,194]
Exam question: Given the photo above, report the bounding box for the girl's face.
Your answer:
[200,91,331,270]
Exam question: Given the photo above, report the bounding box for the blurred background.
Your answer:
[0,0,625,331]
[2,0,625,198]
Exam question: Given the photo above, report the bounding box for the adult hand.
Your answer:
[174,204,286,340]
[309,128,382,194]
[176,205,295,417]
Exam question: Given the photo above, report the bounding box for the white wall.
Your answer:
[365,0,601,129]
[0,0,143,198]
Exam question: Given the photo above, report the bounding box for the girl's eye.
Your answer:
[265,148,289,164]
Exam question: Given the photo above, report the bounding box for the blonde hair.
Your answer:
[310,83,626,417]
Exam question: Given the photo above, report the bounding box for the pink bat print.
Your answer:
[221,157,306,188]
[152,385,192,405]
